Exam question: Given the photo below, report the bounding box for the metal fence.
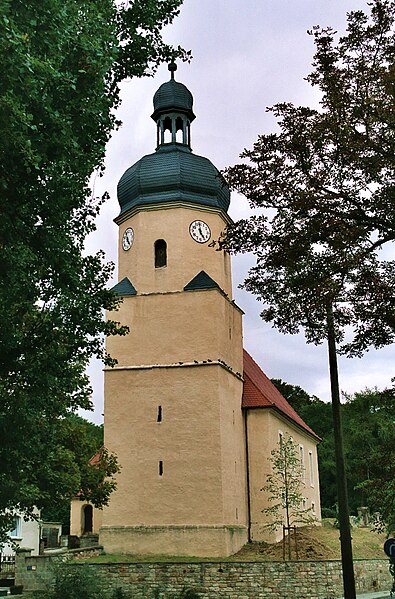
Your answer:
[0,553,15,574]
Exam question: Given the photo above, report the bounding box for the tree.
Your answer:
[0,0,188,542]
[343,388,395,532]
[222,2,394,596]
[223,0,395,356]
[273,379,395,525]
[262,434,317,560]
[41,415,117,533]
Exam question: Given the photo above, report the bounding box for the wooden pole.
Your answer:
[294,526,299,560]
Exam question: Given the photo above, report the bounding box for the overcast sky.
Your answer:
[83,0,394,423]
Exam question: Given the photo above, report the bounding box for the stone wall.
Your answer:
[15,546,102,593]
[16,551,392,599]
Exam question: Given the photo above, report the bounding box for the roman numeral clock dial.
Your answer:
[189,220,211,244]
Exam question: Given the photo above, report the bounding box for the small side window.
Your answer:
[309,450,315,486]
[10,516,22,538]
[299,445,305,481]
[155,239,167,268]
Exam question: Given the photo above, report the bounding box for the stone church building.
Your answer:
[71,66,321,557]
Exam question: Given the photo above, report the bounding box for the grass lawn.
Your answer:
[83,520,388,564]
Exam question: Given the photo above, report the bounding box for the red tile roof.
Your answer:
[242,349,319,440]
[89,452,101,466]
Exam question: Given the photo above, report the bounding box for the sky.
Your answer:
[83,0,394,423]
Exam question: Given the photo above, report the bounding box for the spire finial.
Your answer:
[168,61,177,80]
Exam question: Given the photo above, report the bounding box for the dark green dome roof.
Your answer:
[152,79,195,121]
[117,65,230,217]
[117,144,230,216]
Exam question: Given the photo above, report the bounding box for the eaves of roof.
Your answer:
[242,349,320,441]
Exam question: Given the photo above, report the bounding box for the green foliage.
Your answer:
[48,563,106,599]
[273,379,395,531]
[180,590,201,599]
[0,0,187,542]
[41,415,119,532]
[343,387,395,532]
[261,434,317,531]
[223,0,395,355]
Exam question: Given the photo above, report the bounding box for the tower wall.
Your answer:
[117,206,232,297]
[105,288,242,369]
[101,249,248,556]
[101,363,247,556]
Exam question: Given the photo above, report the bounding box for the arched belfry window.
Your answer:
[176,116,184,143]
[155,239,167,268]
[163,116,172,143]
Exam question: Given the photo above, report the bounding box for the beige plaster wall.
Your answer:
[106,289,243,372]
[101,202,249,556]
[70,500,103,537]
[117,206,232,297]
[246,409,321,543]
[103,364,246,528]
[218,367,248,527]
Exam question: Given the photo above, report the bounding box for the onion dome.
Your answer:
[117,63,230,218]
[152,63,195,122]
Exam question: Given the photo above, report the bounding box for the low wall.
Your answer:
[15,550,392,599]
[15,546,102,593]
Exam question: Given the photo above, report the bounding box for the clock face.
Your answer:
[189,220,211,244]
[122,227,134,251]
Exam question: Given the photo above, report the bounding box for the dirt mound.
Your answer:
[232,528,337,562]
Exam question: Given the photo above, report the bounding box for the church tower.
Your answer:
[100,65,248,557]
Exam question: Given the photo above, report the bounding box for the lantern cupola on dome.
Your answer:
[117,63,230,218]
[151,62,195,147]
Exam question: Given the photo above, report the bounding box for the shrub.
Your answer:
[180,590,201,599]
[49,563,106,599]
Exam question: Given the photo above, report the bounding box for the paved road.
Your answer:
[337,592,392,599]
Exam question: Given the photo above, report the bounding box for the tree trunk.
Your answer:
[326,302,356,599]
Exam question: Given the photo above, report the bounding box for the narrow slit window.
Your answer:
[157,405,162,423]
[159,460,164,476]
[155,239,167,268]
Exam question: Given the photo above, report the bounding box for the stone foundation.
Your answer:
[99,524,248,557]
